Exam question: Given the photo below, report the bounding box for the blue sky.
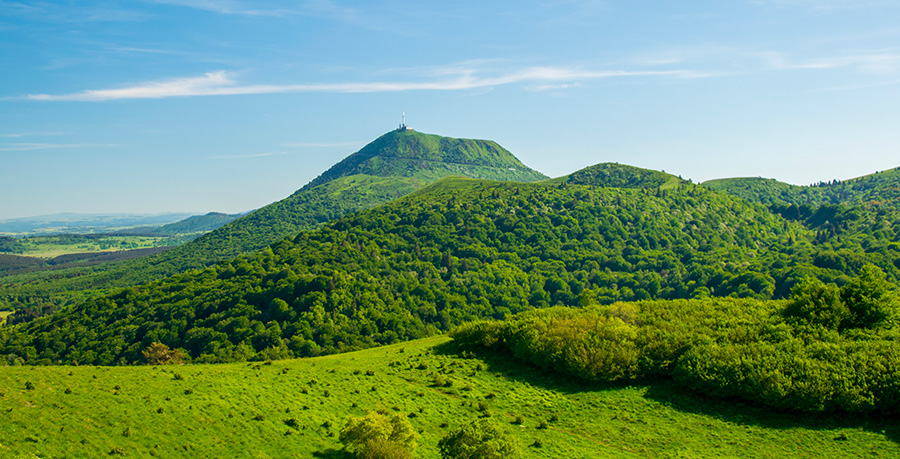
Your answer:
[2,0,900,220]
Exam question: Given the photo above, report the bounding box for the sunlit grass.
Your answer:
[1,336,897,458]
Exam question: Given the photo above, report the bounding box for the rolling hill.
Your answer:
[0,130,547,312]
[702,166,900,208]
[2,162,863,365]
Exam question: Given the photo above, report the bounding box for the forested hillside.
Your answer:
[703,167,900,208]
[0,130,547,313]
[453,265,900,414]
[704,167,900,274]
[4,163,898,366]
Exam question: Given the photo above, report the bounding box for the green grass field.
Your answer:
[12,236,172,258]
[1,336,897,458]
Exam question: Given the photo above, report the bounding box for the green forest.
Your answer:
[3,162,899,366]
[452,264,899,414]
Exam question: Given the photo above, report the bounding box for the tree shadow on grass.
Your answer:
[642,382,900,446]
[433,340,900,446]
[431,340,635,395]
[312,448,353,459]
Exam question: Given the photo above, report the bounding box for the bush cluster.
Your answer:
[452,267,900,413]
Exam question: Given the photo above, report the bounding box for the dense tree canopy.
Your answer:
[452,268,900,413]
[2,166,897,366]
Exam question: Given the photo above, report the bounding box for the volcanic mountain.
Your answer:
[0,129,548,302]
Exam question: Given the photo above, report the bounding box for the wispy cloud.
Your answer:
[211,141,365,159]
[809,78,900,93]
[210,151,289,159]
[757,50,900,74]
[0,1,149,22]
[0,132,66,138]
[0,143,116,151]
[147,0,300,17]
[146,0,366,20]
[20,66,710,102]
[749,0,889,10]
[633,45,900,76]
[281,141,365,148]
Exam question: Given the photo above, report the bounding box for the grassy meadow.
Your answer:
[11,236,172,258]
[1,336,898,458]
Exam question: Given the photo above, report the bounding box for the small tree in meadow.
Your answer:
[142,342,188,365]
[339,411,418,458]
[438,419,520,459]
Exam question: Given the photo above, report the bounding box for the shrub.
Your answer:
[438,419,520,459]
[783,277,848,329]
[142,342,187,365]
[339,411,418,458]
[284,418,300,429]
[841,265,898,329]
[356,439,415,459]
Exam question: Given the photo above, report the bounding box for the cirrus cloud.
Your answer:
[20,66,708,102]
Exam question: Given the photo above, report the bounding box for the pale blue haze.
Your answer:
[2,0,899,219]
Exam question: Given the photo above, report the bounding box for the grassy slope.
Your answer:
[1,336,897,458]
[303,129,546,190]
[12,236,170,258]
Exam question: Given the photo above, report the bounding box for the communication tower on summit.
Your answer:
[398,112,410,131]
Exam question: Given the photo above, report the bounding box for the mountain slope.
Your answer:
[303,129,546,189]
[0,130,547,309]
[3,164,852,365]
[703,168,900,253]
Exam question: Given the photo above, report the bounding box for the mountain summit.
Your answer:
[302,129,546,190]
[2,130,549,302]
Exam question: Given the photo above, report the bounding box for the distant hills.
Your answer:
[113,212,245,237]
[703,166,900,208]
[0,212,195,235]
